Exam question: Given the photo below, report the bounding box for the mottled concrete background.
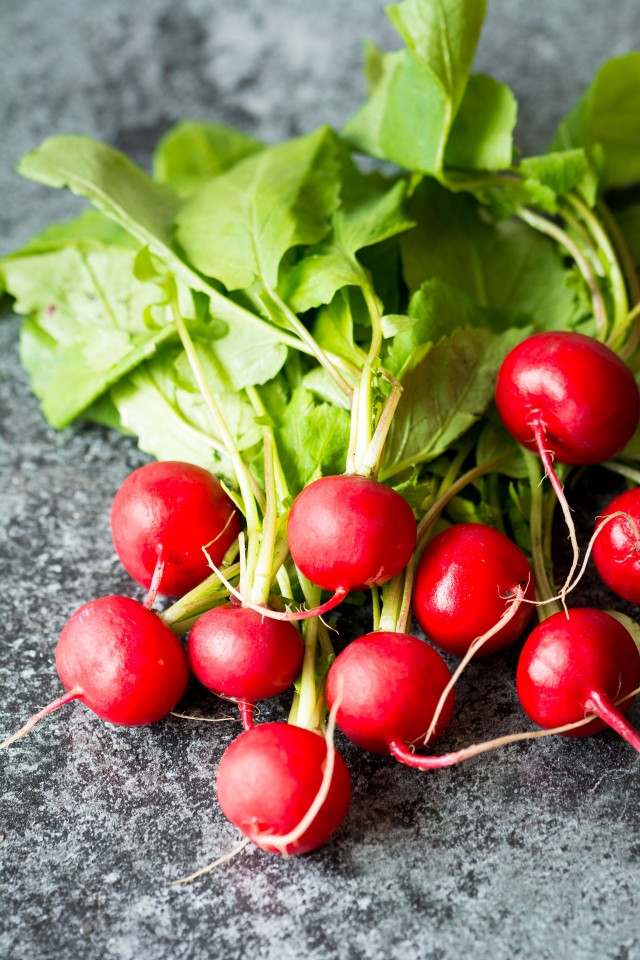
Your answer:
[1,3,639,959]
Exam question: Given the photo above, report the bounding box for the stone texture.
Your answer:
[1,2,640,959]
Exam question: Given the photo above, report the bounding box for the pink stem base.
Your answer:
[238,701,255,731]
[584,690,640,753]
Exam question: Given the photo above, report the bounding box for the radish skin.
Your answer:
[215,722,352,855]
[412,523,534,658]
[187,604,304,706]
[111,460,241,597]
[516,608,640,748]
[592,488,640,603]
[2,596,190,748]
[495,331,640,466]
[325,631,454,754]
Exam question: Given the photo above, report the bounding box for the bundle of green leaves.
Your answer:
[3,0,640,595]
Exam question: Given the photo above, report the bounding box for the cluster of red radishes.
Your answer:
[5,330,640,866]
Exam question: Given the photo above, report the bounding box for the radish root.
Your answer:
[251,686,343,855]
[1,686,84,750]
[422,582,528,745]
[172,837,250,886]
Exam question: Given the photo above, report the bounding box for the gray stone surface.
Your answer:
[1,2,640,959]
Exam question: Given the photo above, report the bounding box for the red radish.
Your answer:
[2,596,190,748]
[592,488,640,603]
[216,722,352,855]
[111,460,241,598]
[325,631,454,755]
[412,523,534,658]
[495,331,640,466]
[285,474,417,612]
[516,608,640,749]
[187,605,304,726]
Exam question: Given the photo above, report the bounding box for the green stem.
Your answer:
[371,586,381,631]
[348,283,385,476]
[378,574,406,633]
[517,206,609,340]
[259,287,353,397]
[523,450,560,619]
[161,561,240,632]
[250,433,279,606]
[394,451,508,636]
[615,302,640,361]
[565,193,628,335]
[597,199,640,305]
[172,302,261,584]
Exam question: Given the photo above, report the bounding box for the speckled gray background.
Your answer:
[1,2,640,959]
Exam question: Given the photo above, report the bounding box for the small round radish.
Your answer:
[188,604,304,704]
[516,608,640,749]
[592,488,640,604]
[412,523,534,658]
[56,596,190,725]
[325,631,454,754]
[287,474,417,597]
[111,460,241,597]
[495,331,640,466]
[216,722,352,855]
[2,596,190,749]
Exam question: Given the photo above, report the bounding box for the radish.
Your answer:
[215,722,352,855]
[495,331,640,467]
[412,523,534,658]
[2,596,190,748]
[516,608,640,750]
[212,473,418,622]
[111,460,241,598]
[325,631,454,756]
[187,604,304,728]
[592,488,640,603]
[496,331,640,601]
[285,474,417,615]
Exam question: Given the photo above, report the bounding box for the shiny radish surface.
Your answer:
[592,488,640,604]
[216,723,352,855]
[56,596,190,725]
[111,460,241,597]
[287,474,417,594]
[516,608,640,748]
[412,523,534,658]
[187,604,304,703]
[325,631,454,754]
[495,332,640,465]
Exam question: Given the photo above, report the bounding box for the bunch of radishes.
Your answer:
[5,327,640,870]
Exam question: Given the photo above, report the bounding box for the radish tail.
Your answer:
[173,837,250,886]
[532,420,580,607]
[584,689,640,753]
[388,687,640,770]
[202,555,348,622]
[423,583,528,745]
[238,701,255,731]
[251,688,342,854]
[1,686,84,750]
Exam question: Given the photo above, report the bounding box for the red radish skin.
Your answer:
[287,474,417,595]
[495,331,640,466]
[325,631,454,754]
[412,523,534,658]
[111,460,241,597]
[188,605,304,705]
[216,723,352,855]
[516,608,640,748]
[56,596,190,725]
[592,488,640,604]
